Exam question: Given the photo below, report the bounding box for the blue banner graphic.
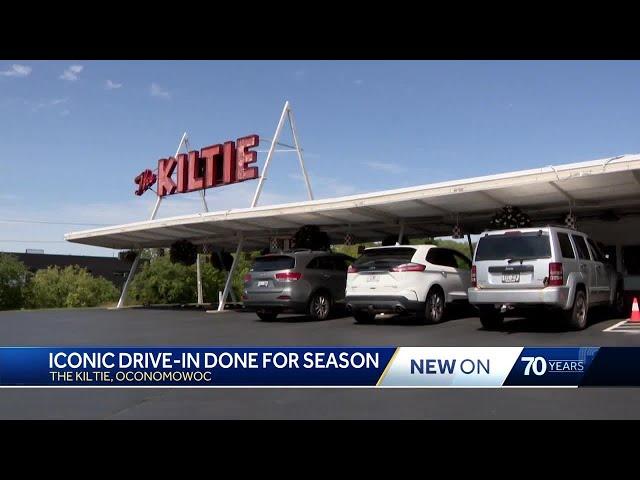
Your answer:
[0,346,639,387]
[503,347,599,386]
[0,347,395,387]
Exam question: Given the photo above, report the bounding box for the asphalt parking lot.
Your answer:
[1,306,639,419]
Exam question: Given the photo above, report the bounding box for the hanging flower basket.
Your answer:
[488,205,531,230]
[170,240,197,266]
[118,250,138,263]
[292,225,331,251]
[564,212,577,230]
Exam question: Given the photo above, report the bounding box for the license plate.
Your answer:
[367,275,380,283]
[257,280,269,287]
[502,273,520,283]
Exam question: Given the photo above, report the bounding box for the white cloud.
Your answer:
[294,70,305,79]
[60,109,70,116]
[30,97,68,112]
[59,65,84,81]
[353,79,364,86]
[0,64,32,77]
[105,79,122,90]
[363,161,408,174]
[150,82,170,99]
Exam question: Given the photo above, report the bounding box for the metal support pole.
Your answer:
[287,108,314,201]
[117,132,187,309]
[217,235,244,311]
[466,233,474,258]
[251,102,290,207]
[150,132,187,220]
[196,253,203,305]
[116,253,141,309]
[216,251,237,302]
[184,136,209,213]
[397,221,405,245]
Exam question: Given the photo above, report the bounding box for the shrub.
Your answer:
[128,252,256,306]
[24,265,119,309]
[0,253,28,310]
[129,256,197,305]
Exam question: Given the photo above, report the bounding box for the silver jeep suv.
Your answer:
[243,250,353,321]
[468,226,624,330]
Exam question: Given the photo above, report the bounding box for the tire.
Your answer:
[418,287,446,324]
[565,289,588,330]
[353,310,376,324]
[309,291,332,321]
[479,307,504,330]
[256,310,278,322]
[611,282,625,317]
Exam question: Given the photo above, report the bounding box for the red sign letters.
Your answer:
[138,134,259,197]
[134,169,157,196]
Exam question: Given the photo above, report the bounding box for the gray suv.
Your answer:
[468,226,624,330]
[243,250,353,321]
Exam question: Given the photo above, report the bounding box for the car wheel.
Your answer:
[256,310,278,322]
[479,307,504,330]
[565,290,588,330]
[309,291,332,321]
[611,283,625,317]
[353,310,376,324]
[419,288,445,324]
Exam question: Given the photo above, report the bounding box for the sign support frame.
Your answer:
[118,101,313,311]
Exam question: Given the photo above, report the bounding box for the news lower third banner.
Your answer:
[0,347,639,387]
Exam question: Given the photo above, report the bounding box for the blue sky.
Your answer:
[2,60,640,256]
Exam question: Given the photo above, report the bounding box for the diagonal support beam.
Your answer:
[477,191,505,206]
[412,199,452,215]
[548,181,575,202]
[349,206,398,222]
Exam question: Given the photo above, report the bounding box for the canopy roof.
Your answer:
[65,153,640,250]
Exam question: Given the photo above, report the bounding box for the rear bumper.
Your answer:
[243,299,307,313]
[345,295,423,313]
[468,286,570,309]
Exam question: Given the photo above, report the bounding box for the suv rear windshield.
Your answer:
[354,247,416,271]
[475,232,551,261]
[251,255,295,271]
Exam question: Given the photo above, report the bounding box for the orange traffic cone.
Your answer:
[630,297,640,323]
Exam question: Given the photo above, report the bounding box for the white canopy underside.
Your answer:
[65,154,640,250]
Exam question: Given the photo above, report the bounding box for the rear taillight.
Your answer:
[275,272,302,282]
[471,265,477,287]
[347,265,358,274]
[243,274,252,283]
[548,262,563,286]
[390,263,426,272]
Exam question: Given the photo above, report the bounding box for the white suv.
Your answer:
[345,245,472,323]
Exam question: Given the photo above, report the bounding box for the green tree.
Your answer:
[25,265,119,309]
[128,256,197,305]
[0,253,28,310]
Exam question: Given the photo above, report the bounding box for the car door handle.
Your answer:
[322,274,331,279]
